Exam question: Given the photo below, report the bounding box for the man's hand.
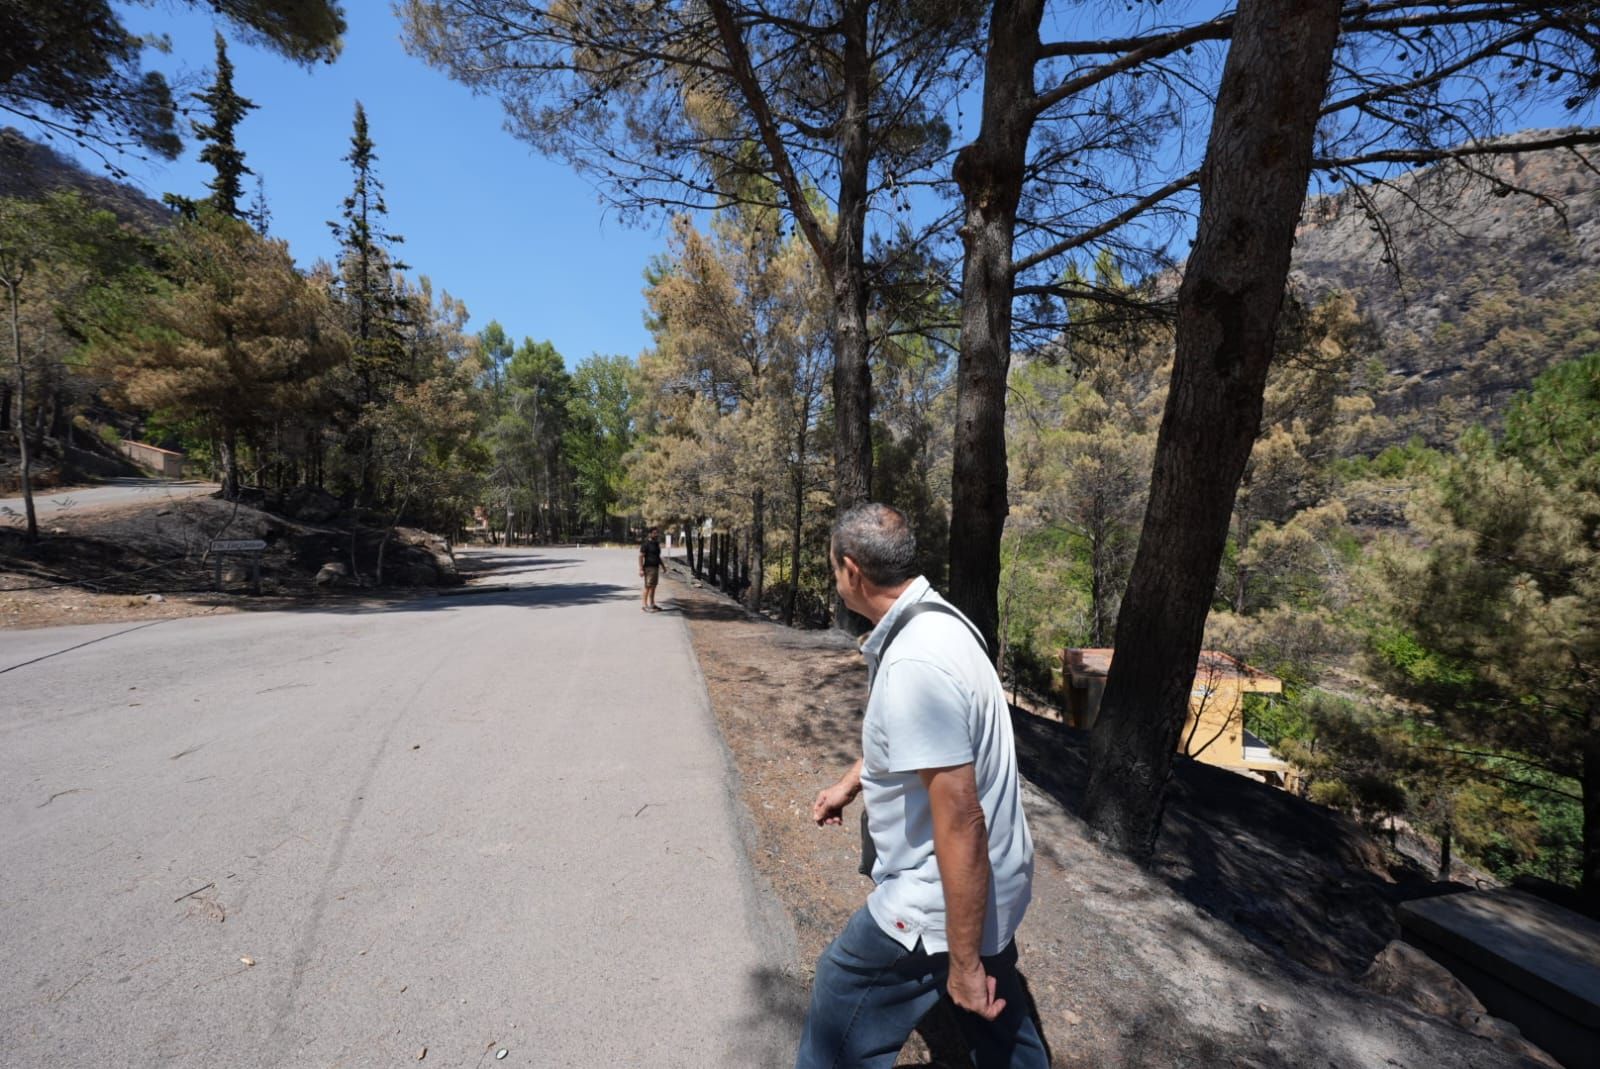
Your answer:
[812,781,856,825]
[946,962,1005,1020]
[812,759,864,825]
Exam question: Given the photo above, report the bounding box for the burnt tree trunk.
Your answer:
[48,386,68,440]
[217,426,242,501]
[948,0,1044,657]
[6,279,37,540]
[826,0,874,634]
[749,490,765,610]
[1583,705,1599,914]
[786,464,804,627]
[1082,0,1343,856]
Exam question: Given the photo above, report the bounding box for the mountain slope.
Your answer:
[1291,129,1600,442]
[0,127,170,230]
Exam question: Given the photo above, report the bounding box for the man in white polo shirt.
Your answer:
[797,503,1043,1068]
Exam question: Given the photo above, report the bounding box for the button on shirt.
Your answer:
[859,577,1034,954]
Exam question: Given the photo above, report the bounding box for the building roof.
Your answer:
[120,439,184,458]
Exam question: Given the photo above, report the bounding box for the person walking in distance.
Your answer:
[799,502,1044,1068]
[639,525,663,612]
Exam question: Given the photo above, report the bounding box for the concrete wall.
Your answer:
[119,440,183,479]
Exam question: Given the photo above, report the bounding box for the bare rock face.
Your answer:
[393,527,459,584]
[314,562,348,587]
[1361,940,1561,1068]
[1361,940,1486,1018]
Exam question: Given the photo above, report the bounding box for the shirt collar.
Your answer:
[861,576,931,668]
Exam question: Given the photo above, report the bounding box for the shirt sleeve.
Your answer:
[876,657,975,773]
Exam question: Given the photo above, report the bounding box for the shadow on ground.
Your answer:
[1009,711,1450,978]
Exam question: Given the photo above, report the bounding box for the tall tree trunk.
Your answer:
[1582,705,1599,915]
[824,0,875,634]
[787,465,804,627]
[1090,531,1107,647]
[7,281,37,540]
[948,0,1044,657]
[30,378,47,452]
[831,0,872,516]
[750,489,765,610]
[48,386,68,440]
[1082,0,1343,856]
[218,427,241,500]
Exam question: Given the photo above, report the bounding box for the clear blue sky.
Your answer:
[83,3,671,367]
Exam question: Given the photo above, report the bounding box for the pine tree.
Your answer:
[97,214,345,500]
[247,175,271,236]
[192,34,257,219]
[327,101,409,403]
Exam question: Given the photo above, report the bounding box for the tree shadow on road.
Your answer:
[189,580,637,620]
[455,553,585,573]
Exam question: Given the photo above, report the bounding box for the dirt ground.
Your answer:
[662,562,1558,1069]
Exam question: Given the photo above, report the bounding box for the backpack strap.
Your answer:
[878,600,988,659]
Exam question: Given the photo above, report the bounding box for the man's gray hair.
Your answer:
[831,502,918,586]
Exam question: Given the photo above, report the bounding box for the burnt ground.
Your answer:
[664,561,1558,1069]
[0,494,460,629]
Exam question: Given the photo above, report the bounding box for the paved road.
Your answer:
[1,478,219,527]
[0,549,800,1067]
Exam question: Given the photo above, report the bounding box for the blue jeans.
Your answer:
[795,907,1049,1069]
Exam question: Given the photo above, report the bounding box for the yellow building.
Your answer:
[1060,648,1297,790]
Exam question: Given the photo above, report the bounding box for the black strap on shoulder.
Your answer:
[879,600,988,658]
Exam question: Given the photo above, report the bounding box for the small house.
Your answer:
[1060,647,1297,790]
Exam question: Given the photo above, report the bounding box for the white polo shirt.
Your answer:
[859,577,1034,954]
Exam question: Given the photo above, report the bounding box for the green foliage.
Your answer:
[565,353,635,529]
[1370,626,1475,691]
[1273,691,1411,826]
[327,102,410,401]
[1502,350,1600,498]
[1241,691,1312,749]
[191,34,257,218]
[0,0,342,161]
[1000,523,1093,665]
[1329,437,1444,482]
[1356,355,1600,899]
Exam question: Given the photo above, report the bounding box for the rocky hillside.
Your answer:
[0,127,170,230]
[1291,129,1600,443]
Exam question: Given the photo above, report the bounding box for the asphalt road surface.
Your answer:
[0,548,800,1067]
[0,478,219,527]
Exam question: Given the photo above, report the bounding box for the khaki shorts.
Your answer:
[642,565,660,588]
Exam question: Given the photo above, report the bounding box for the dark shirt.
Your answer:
[641,537,662,567]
